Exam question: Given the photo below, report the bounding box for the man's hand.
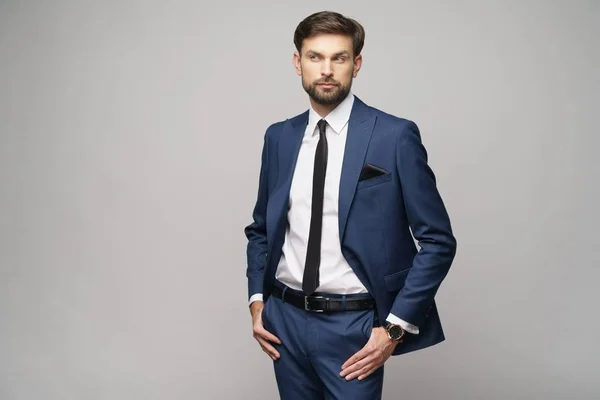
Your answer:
[250,301,282,361]
[340,326,400,381]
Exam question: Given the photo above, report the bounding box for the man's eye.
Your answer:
[310,55,319,61]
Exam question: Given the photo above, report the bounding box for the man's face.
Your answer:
[294,34,362,106]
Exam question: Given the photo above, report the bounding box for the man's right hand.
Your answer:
[250,300,282,361]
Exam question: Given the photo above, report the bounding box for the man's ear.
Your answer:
[353,54,363,78]
[293,51,302,76]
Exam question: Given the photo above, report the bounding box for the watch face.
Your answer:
[388,325,404,340]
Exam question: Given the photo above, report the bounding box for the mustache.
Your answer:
[315,79,339,85]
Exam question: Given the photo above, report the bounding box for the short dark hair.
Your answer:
[293,11,365,58]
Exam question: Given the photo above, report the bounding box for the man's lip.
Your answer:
[318,83,337,86]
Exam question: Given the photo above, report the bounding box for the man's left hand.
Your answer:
[340,326,401,381]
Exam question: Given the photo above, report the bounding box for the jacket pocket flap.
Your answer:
[383,268,411,292]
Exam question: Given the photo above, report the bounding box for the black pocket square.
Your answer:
[358,163,388,181]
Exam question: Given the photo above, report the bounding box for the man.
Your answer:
[244,10,457,400]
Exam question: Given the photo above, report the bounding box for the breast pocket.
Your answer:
[356,172,392,190]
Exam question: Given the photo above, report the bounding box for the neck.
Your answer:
[309,98,340,118]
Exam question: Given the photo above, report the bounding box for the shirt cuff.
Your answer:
[386,313,419,335]
[248,293,263,306]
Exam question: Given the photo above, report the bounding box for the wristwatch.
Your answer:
[383,321,405,341]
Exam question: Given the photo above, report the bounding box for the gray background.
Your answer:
[1,0,598,399]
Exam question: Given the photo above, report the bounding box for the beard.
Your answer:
[302,76,352,106]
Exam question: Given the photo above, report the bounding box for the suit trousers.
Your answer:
[262,282,384,400]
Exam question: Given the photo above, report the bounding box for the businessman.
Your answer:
[244,11,457,400]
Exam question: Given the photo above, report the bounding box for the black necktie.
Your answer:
[302,119,328,295]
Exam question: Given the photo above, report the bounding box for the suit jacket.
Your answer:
[244,96,457,356]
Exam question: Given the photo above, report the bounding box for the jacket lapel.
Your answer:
[338,97,376,242]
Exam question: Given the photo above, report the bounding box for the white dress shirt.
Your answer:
[250,93,418,334]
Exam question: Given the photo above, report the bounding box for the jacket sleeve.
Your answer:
[389,120,457,327]
[244,130,271,300]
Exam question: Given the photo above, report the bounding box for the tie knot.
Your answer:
[317,119,327,134]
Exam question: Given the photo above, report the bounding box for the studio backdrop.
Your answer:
[0,1,598,399]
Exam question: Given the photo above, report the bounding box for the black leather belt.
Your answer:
[271,285,375,312]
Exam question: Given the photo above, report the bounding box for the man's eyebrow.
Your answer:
[305,50,351,57]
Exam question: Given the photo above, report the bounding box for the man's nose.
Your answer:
[321,61,333,77]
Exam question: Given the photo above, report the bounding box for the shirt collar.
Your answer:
[307,92,355,136]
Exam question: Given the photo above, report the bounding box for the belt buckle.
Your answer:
[305,295,328,312]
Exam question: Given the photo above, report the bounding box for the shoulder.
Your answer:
[359,100,420,144]
[263,120,286,139]
[263,109,309,144]
[369,104,418,134]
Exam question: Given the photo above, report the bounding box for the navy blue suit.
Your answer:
[245,96,457,397]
